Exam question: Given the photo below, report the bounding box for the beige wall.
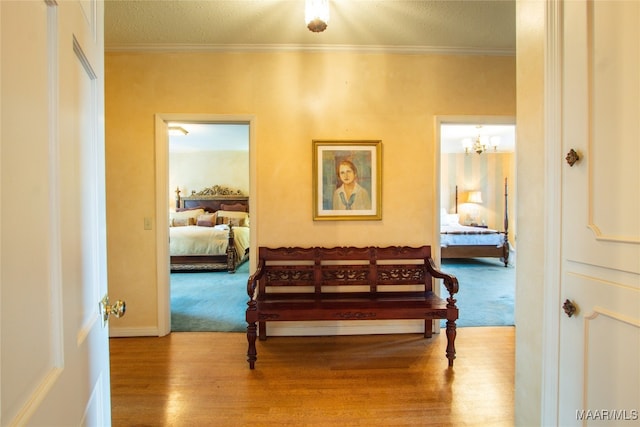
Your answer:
[105,51,515,333]
[169,150,249,210]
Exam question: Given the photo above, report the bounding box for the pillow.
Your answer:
[170,208,204,219]
[169,208,204,227]
[171,218,190,227]
[442,213,460,226]
[228,217,243,227]
[196,213,217,227]
[216,216,242,227]
[220,203,247,212]
[217,210,249,227]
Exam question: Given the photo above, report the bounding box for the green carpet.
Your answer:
[171,262,249,332]
[170,257,515,332]
[440,258,515,327]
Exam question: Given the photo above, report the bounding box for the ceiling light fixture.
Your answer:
[462,126,500,155]
[168,126,188,136]
[305,0,329,33]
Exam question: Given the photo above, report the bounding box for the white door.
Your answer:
[557,0,640,424]
[1,1,118,425]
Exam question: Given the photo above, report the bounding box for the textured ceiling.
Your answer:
[105,0,516,54]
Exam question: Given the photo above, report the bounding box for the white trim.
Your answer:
[105,43,515,57]
[47,0,64,367]
[582,308,640,421]
[265,320,431,337]
[433,117,443,336]
[586,307,640,329]
[154,115,171,336]
[541,0,563,424]
[9,367,63,426]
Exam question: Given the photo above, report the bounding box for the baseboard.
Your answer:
[508,247,517,266]
[109,321,442,338]
[264,319,437,337]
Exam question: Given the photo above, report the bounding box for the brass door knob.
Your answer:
[100,295,126,326]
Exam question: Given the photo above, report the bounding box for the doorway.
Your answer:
[168,122,250,332]
[154,114,257,336]
[438,117,517,328]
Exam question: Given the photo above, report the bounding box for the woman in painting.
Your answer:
[332,159,371,210]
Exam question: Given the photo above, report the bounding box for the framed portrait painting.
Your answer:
[312,140,382,220]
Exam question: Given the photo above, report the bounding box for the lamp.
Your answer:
[463,126,500,155]
[305,0,329,32]
[467,191,483,204]
[466,190,483,225]
[168,126,188,136]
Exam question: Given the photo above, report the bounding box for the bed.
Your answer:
[170,186,250,273]
[440,178,510,267]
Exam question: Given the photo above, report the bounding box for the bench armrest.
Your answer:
[425,257,459,307]
[246,258,266,299]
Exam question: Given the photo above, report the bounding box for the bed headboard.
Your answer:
[176,185,249,213]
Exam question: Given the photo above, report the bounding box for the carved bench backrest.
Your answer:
[257,246,434,294]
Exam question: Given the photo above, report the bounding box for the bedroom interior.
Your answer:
[169,123,250,331]
[440,122,516,261]
[440,122,516,326]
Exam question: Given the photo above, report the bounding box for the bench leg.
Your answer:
[424,318,432,338]
[247,321,258,369]
[445,319,457,367]
[258,321,267,341]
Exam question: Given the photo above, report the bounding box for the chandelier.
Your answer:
[305,0,330,33]
[462,126,500,155]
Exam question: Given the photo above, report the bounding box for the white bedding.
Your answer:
[440,224,505,247]
[170,224,250,258]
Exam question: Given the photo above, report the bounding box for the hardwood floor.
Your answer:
[110,327,514,426]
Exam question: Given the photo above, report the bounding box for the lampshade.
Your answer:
[305,0,330,32]
[467,191,483,204]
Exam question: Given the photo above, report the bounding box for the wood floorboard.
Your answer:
[110,327,514,426]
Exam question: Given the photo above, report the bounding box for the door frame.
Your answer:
[540,1,563,423]
[435,115,517,335]
[154,114,256,336]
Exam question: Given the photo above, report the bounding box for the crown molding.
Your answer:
[105,43,515,56]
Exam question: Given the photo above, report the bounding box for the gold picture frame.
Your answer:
[313,140,382,220]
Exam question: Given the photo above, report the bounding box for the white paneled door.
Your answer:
[1,1,116,425]
[557,1,640,425]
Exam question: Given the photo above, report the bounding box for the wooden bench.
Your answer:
[245,246,459,369]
